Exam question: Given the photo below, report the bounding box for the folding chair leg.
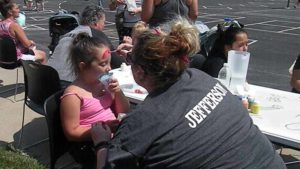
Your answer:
[13,69,19,101]
[18,102,49,150]
[17,101,26,148]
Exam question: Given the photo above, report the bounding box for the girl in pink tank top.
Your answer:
[60,33,130,143]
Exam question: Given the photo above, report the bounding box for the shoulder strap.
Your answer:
[60,92,82,100]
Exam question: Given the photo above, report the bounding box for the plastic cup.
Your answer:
[99,72,113,90]
[228,50,250,91]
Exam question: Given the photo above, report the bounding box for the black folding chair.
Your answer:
[0,35,22,101]
[44,90,74,169]
[18,60,61,149]
[45,90,92,169]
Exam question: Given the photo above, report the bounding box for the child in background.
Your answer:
[60,32,130,168]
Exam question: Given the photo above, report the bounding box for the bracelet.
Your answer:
[94,141,109,152]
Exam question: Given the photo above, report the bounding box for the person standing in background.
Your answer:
[109,0,142,43]
[141,0,198,27]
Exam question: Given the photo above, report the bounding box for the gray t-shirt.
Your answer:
[105,69,286,169]
[149,0,189,27]
[47,25,124,82]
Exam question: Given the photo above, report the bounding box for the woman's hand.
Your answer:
[91,122,112,146]
[116,43,133,58]
[28,40,36,50]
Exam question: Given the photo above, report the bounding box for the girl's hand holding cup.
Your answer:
[108,78,121,93]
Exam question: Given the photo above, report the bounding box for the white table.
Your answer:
[111,67,147,104]
[112,68,300,150]
[248,85,300,150]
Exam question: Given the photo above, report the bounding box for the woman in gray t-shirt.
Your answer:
[141,0,198,27]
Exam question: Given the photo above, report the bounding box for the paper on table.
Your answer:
[120,83,147,94]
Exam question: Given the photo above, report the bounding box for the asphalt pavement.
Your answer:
[0,0,300,168]
[18,0,300,91]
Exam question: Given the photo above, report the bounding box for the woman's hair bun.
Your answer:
[72,32,91,45]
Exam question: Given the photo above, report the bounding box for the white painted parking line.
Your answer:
[105,21,115,27]
[245,27,300,36]
[30,16,49,21]
[245,20,277,26]
[24,25,48,31]
[248,39,258,45]
[25,23,48,26]
[275,20,300,24]
[277,27,300,33]
[202,17,245,24]
[103,29,117,33]
[261,23,292,28]
[23,9,55,15]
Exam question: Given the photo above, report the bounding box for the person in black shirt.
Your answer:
[290,54,300,93]
[201,25,248,77]
[91,18,286,169]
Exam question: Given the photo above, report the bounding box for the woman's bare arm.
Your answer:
[141,0,155,23]
[10,22,34,48]
[187,0,198,22]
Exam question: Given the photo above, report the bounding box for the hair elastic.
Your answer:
[152,27,162,35]
[180,55,189,64]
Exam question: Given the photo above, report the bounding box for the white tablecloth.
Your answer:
[112,67,300,149]
[248,85,300,149]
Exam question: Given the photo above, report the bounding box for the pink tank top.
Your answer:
[0,19,28,59]
[61,92,116,127]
